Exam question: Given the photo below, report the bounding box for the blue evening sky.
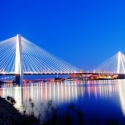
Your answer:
[0,0,125,70]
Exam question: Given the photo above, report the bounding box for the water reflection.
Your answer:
[85,80,119,98]
[118,80,125,116]
[0,81,84,115]
[0,80,125,120]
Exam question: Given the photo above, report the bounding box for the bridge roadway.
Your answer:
[0,72,120,76]
[1,73,125,84]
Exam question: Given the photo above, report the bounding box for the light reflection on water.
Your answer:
[0,79,125,123]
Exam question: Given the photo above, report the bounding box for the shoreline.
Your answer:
[0,97,40,125]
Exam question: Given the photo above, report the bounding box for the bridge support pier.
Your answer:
[15,74,21,85]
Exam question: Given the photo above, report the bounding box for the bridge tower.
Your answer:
[117,51,125,74]
[15,34,23,85]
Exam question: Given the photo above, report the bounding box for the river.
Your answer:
[0,79,125,124]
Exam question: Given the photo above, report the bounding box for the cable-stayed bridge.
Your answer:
[0,34,125,85]
[94,51,125,74]
[0,34,80,84]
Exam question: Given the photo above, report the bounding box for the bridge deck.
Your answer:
[0,72,122,75]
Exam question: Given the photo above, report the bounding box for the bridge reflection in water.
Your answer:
[0,80,125,121]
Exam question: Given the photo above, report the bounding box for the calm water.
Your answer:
[0,79,125,124]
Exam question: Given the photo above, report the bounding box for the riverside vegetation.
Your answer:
[0,96,119,125]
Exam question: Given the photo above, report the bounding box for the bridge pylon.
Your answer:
[15,34,23,85]
[117,51,125,74]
